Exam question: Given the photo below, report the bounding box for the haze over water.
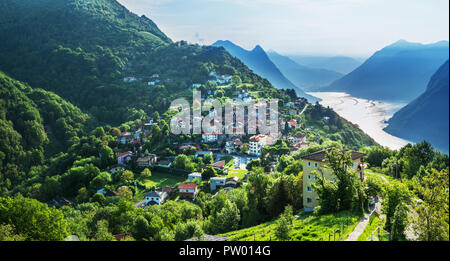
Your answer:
[308,92,411,150]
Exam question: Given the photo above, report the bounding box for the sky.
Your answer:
[117,0,449,57]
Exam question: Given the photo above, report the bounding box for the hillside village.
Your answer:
[90,82,314,210]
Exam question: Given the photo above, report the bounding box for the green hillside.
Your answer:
[0,0,288,124]
[0,71,92,192]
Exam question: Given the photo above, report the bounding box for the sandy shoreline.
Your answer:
[308,92,411,150]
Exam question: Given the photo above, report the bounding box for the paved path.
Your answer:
[299,104,309,115]
[345,200,381,241]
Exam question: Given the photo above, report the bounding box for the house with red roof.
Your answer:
[288,119,297,128]
[117,151,132,165]
[178,183,198,200]
[210,160,226,170]
[293,133,307,144]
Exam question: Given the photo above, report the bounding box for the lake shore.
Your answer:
[308,92,411,150]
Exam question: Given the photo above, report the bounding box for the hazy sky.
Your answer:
[117,0,449,57]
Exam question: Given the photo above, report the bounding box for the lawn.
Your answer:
[133,171,186,202]
[219,156,235,168]
[140,171,186,188]
[219,210,362,241]
[227,169,248,179]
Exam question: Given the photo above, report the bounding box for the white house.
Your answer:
[118,132,133,144]
[188,172,202,182]
[195,151,213,159]
[202,133,219,143]
[145,190,169,206]
[249,134,272,156]
[210,177,227,191]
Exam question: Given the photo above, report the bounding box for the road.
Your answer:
[345,200,382,241]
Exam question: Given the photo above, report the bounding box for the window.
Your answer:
[314,162,318,168]
[313,176,317,182]
[307,175,311,180]
[307,161,311,167]
[352,163,355,169]
[306,198,312,204]
[307,186,312,192]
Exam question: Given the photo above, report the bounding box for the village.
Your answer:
[102,108,313,210]
[60,59,352,215]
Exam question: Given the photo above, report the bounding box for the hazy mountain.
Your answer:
[324,40,449,102]
[267,50,343,91]
[287,55,365,75]
[212,40,319,102]
[384,60,449,153]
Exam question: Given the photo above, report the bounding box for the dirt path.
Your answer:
[345,200,382,241]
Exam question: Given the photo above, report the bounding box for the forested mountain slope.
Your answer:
[0,71,93,192]
[0,0,286,124]
[385,60,449,153]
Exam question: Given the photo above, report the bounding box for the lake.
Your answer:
[308,92,411,150]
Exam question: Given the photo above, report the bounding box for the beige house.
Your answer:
[301,150,366,212]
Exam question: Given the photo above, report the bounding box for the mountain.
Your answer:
[267,50,343,91]
[212,40,319,102]
[324,40,449,102]
[384,60,449,153]
[287,55,364,75]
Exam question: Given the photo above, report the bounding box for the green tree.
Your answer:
[0,224,24,241]
[94,220,116,241]
[174,220,204,241]
[117,186,133,201]
[274,205,294,241]
[202,166,217,181]
[414,168,449,241]
[0,197,70,241]
[203,153,213,165]
[240,143,249,154]
[141,168,152,179]
[174,154,191,170]
[391,202,409,241]
[121,170,134,185]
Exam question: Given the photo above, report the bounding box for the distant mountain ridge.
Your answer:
[384,60,449,153]
[287,55,364,75]
[212,40,319,102]
[324,40,449,102]
[267,50,343,91]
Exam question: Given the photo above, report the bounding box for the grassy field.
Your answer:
[219,211,362,241]
[133,171,186,202]
[140,171,186,188]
